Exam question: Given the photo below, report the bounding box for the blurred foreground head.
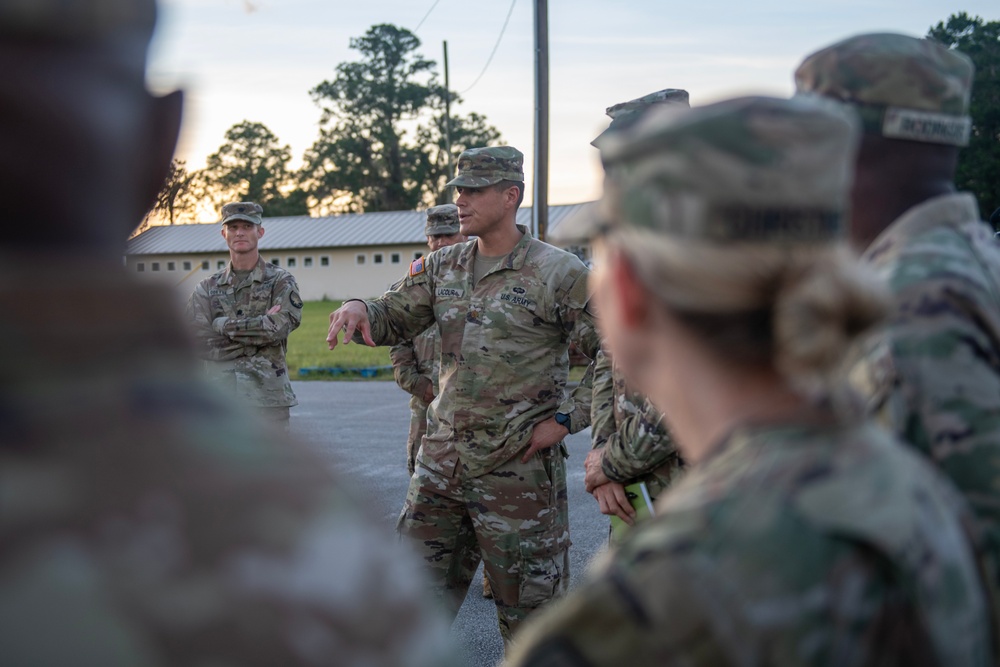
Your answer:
[795,33,974,243]
[0,0,182,255]
[560,96,887,399]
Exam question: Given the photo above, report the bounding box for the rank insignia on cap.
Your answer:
[409,257,426,277]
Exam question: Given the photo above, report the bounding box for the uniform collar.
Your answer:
[864,192,981,264]
[219,255,267,286]
[457,224,534,272]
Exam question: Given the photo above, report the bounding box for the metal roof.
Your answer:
[126,203,593,256]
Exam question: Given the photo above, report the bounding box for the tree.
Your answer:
[201,121,307,216]
[132,159,201,236]
[303,23,502,213]
[928,13,1000,220]
[416,86,504,205]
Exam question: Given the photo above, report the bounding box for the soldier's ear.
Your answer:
[257,226,265,239]
[612,250,650,329]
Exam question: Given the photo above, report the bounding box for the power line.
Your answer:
[414,0,441,32]
[459,0,517,94]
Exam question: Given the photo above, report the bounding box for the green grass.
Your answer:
[287,300,391,380]
[288,300,591,382]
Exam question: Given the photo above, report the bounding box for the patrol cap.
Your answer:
[592,88,690,148]
[0,0,157,72]
[795,33,973,146]
[221,202,264,226]
[445,146,524,188]
[556,96,858,245]
[425,204,460,236]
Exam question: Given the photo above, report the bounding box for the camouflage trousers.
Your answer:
[406,400,429,476]
[398,444,570,643]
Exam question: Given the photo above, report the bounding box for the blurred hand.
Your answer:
[592,482,635,524]
[584,448,611,493]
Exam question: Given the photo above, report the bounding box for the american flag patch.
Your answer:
[409,257,425,276]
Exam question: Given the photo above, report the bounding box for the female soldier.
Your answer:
[504,96,995,666]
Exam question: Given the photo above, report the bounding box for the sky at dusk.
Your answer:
[149,0,997,209]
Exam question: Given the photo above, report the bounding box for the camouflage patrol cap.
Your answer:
[445,146,524,188]
[592,88,690,148]
[556,96,858,245]
[795,33,973,146]
[221,202,264,226]
[425,204,460,236]
[0,0,156,67]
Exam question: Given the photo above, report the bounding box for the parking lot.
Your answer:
[289,381,609,667]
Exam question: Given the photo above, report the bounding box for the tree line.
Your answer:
[142,23,502,229]
[141,14,999,231]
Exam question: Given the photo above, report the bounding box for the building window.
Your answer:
[166,261,176,271]
[201,260,210,270]
[151,262,160,271]
[287,257,297,268]
[356,254,366,265]
[217,260,226,269]
[373,253,383,265]
[137,263,145,272]
[303,257,313,267]
[391,253,401,264]
[413,252,423,260]
[270,258,280,266]
[320,256,330,267]
[182,261,192,271]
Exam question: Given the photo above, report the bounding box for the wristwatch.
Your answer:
[554,412,571,430]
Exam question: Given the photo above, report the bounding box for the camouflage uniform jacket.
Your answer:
[358,226,599,478]
[849,192,1000,565]
[390,325,441,473]
[0,260,454,667]
[186,256,301,408]
[390,325,440,411]
[505,418,995,666]
[591,349,682,499]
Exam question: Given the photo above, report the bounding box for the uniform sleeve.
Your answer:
[185,281,249,361]
[355,262,437,347]
[601,397,678,484]
[590,349,616,451]
[390,339,432,399]
[555,267,600,433]
[503,556,725,667]
[878,273,1000,542]
[214,272,302,346]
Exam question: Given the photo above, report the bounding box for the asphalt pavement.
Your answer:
[289,381,609,667]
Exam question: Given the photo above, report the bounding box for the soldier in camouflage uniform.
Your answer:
[328,146,599,644]
[186,201,302,424]
[586,349,682,543]
[796,33,1000,578]
[585,89,688,543]
[505,96,995,665]
[389,204,467,476]
[0,2,454,665]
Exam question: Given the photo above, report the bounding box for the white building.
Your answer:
[125,204,591,301]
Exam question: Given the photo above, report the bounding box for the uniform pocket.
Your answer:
[517,541,566,607]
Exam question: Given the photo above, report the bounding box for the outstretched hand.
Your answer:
[327,300,376,350]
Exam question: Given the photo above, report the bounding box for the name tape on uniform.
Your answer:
[882,107,971,146]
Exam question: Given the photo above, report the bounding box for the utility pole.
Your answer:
[533,0,549,241]
[443,40,454,183]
